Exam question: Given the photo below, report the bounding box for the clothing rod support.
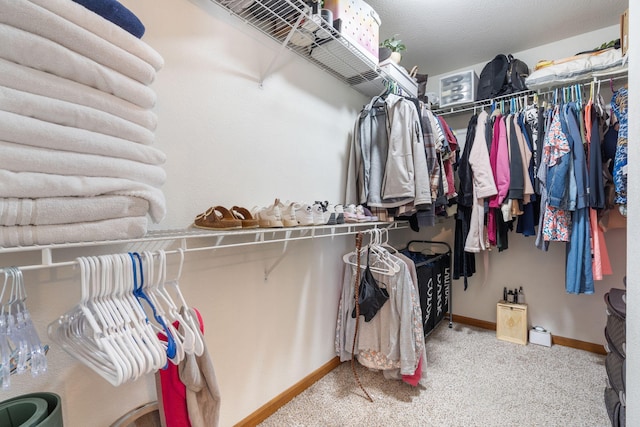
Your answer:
[264,230,292,281]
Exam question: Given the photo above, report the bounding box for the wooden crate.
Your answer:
[496,302,528,345]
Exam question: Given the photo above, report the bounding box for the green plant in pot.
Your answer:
[379,34,406,64]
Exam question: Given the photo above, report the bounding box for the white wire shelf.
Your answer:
[0,221,409,272]
[431,65,628,117]
[208,0,415,97]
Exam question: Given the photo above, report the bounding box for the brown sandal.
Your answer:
[231,206,259,229]
[193,206,242,230]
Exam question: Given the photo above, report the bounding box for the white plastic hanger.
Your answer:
[163,249,205,356]
[150,250,197,356]
[142,251,191,362]
[116,253,166,373]
[48,256,125,386]
[342,230,400,276]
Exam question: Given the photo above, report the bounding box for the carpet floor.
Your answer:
[259,322,610,427]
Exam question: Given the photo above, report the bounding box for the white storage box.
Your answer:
[529,328,552,347]
[439,70,478,107]
[379,59,418,98]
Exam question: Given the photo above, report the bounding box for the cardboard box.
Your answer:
[621,9,629,56]
[496,302,528,345]
[529,328,552,347]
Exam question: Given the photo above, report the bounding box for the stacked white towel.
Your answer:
[0,0,166,247]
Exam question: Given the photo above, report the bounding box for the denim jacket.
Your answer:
[545,108,572,209]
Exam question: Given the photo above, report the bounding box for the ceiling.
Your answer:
[365,0,628,76]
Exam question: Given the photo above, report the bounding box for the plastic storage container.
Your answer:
[439,70,478,107]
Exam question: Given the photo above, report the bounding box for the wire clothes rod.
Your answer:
[432,68,628,117]
[0,222,408,273]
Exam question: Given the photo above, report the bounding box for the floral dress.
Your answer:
[542,108,571,241]
[611,87,628,207]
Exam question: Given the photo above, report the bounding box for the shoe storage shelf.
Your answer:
[0,221,408,274]
[207,0,415,97]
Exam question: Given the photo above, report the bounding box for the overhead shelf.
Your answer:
[208,0,415,97]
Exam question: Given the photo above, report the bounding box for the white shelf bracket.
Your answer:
[264,230,292,281]
[259,8,307,87]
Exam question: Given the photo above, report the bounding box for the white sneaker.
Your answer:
[293,203,315,226]
[252,199,283,228]
[311,203,325,225]
[324,203,337,225]
[277,200,298,227]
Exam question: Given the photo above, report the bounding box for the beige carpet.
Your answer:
[259,323,609,427]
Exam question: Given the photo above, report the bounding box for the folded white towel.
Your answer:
[0,142,166,187]
[0,0,156,85]
[0,110,165,164]
[0,86,155,145]
[0,170,166,222]
[0,216,148,247]
[28,0,163,71]
[0,24,156,109]
[0,59,157,131]
[0,195,149,226]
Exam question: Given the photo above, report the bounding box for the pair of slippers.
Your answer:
[193,206,258,230]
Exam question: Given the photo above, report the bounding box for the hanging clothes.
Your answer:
[563,102,594,294]
[464,110,497,253]
[335,244,425,381]
[345,94,431,210]
[610,86,628,209]
[541,107,572,242]
[453,114,478,288]
[158,308,221,427]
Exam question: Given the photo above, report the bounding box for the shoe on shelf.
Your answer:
[314,200,338,225]
[323,203,337,225]
[355,205,371,222]
[277,200,298,227]
[194,206,243,230]
[343,204,359,223]
[292,202,315,226]
[311,202,326,225]
[334,204,345,224]
[231,206,259,229]
[363,206,378,222]
[251,199,284,228]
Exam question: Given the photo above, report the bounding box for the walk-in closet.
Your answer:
[0,0,636,426]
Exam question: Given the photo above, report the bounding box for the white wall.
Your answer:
[1,2,631,427]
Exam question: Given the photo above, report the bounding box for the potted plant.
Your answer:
[379,34,406,64]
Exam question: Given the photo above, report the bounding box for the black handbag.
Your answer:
[351,248,389,322]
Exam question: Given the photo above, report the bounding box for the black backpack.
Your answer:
[506,54,529,93]
[476,54,529,101]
